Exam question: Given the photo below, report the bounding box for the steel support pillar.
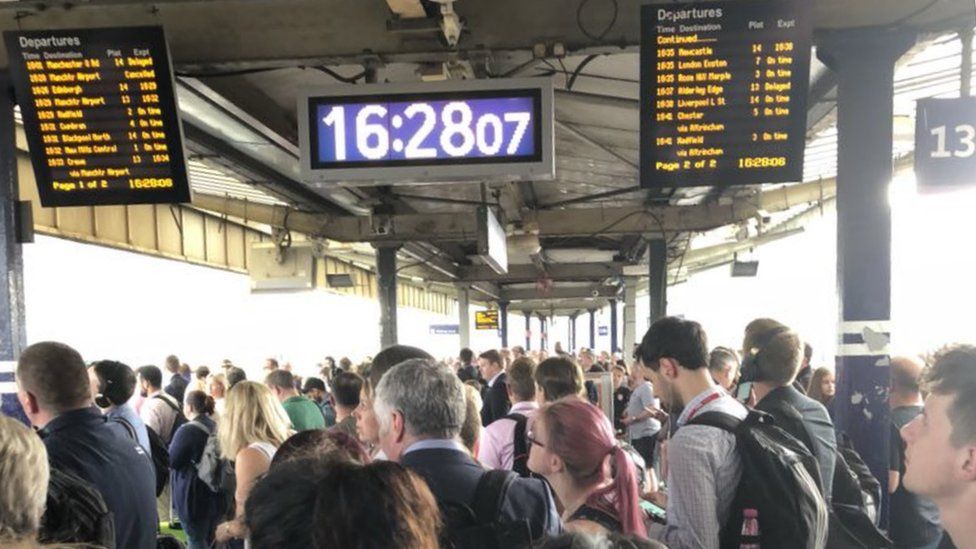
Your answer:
[818,31,915,512]
[524,312,531,351]
[0,72,27,422]
[539,314,548,351]
[623,277,637,358]
[499,301,509,348]
[374,244,400,349]
[609,299,619,353]
[588,309,596,349]
[649,239,668,323]
[569,313,577,352]
[457,285,470,349]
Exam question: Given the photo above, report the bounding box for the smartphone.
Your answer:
[640,499,667,523]
[736,381,753,403]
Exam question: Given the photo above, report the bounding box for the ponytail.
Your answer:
[610,445,647,537]
[203,395,216,416]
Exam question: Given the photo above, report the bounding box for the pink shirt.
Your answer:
[477,401,539,470]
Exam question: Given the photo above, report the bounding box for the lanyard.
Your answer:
[685,390,723,422]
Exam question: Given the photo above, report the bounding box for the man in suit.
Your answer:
[478,349,511,426]
[163,354,188,406]
[374,357,561,543]
[744,318,837,500]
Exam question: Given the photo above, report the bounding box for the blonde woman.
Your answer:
[0,415,49,546]
[207,372,227,416]
[214,381,292,545]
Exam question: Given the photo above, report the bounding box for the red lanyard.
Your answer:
[685,390,723,421]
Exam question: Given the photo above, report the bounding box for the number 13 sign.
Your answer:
[915,97,976,191]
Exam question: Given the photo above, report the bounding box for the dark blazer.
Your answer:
[42,407,158,549]
[757,385,838,500]
[401,447,561,542]
[481,372,511,426]
[165,373,189,405]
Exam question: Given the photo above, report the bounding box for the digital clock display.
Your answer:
[299,78,554,184]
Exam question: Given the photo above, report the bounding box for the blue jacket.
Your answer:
[168,415,227,524]
[401,445,561,543]
[42,407,157,549]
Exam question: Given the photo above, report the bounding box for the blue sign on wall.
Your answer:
[1,361,28,424]
[598,326,609,337]
[430,324,460,335]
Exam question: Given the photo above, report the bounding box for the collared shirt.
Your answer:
[652,387,747,549]
[404,438,468,455]
[140,390,181,443]
[487,370,504,388]
[42,407,157,549]
[478,401,539,470]
[106,403,151,454]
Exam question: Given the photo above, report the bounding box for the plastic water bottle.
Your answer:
[739,508,760,549]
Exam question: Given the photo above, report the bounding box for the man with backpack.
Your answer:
[15,341,157,549]
[638,317,828,549]
[478,358,538,475]
[138,364,189,524]
[375,357,561,547]
[742,318,837,500]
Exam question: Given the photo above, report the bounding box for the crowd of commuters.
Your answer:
[2,319,975,548]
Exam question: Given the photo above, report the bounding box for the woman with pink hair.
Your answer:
[527,397,647,537]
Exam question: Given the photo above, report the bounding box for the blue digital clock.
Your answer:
[298,78,555,185]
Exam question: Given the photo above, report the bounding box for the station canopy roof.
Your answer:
[2,0,974,311]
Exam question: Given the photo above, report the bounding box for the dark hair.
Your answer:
[91,360,137,407]
[226,367,247,388]
[331,372,363,408]
[265,369,295,391]
[368,345,433,392]
[478,349,502,366]
[459,348,474,363]
[508,357,536,401]
[804,342,814,362]
[184,390,215,415]
[742,320,802,386]
[195,366,210,380]
[636,317,709,371]
[534,357,584,402]
[246,459,441,549]
[272,429,370,467]
[922,344,976,446]
[16,342,91,413]
[135,365,163,390]
[266,358,279,369]
[165,355,179,372]
[806,367,834,405]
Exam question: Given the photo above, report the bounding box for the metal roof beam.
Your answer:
[500,285,620,301]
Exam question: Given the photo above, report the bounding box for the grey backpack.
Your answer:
[187,421,228,493]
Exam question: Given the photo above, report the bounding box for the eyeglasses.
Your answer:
[526,431,545,448]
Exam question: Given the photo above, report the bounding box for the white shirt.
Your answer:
[487,370,504,388]
[139,390,180,443]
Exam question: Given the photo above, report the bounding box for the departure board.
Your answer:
[3,27,190,207]
[640,1,812,188]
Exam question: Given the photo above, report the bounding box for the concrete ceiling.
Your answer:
[1,0,973,310]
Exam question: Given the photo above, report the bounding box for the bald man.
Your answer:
[888,356,944,548]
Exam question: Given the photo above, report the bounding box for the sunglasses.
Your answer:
[525,431,545,449]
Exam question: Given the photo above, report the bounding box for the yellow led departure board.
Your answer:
[3,27,190,207]
[640,1,811,187]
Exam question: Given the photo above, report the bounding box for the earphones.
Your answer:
[738,326,791,383]
[94,377,114,409]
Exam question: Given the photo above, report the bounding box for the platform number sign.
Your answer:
[915,97,976,190]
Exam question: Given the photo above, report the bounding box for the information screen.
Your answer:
[3,27,190,207]
[299,78,554,184]
[640,0,812,188]
[475,309,500,331]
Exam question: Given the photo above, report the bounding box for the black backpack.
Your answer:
[154,393,189,438]
[39,467,116,548]
[689,410,829,549]
[114,416,169,497]
[439,469,534,549]
[505,413,531,478]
